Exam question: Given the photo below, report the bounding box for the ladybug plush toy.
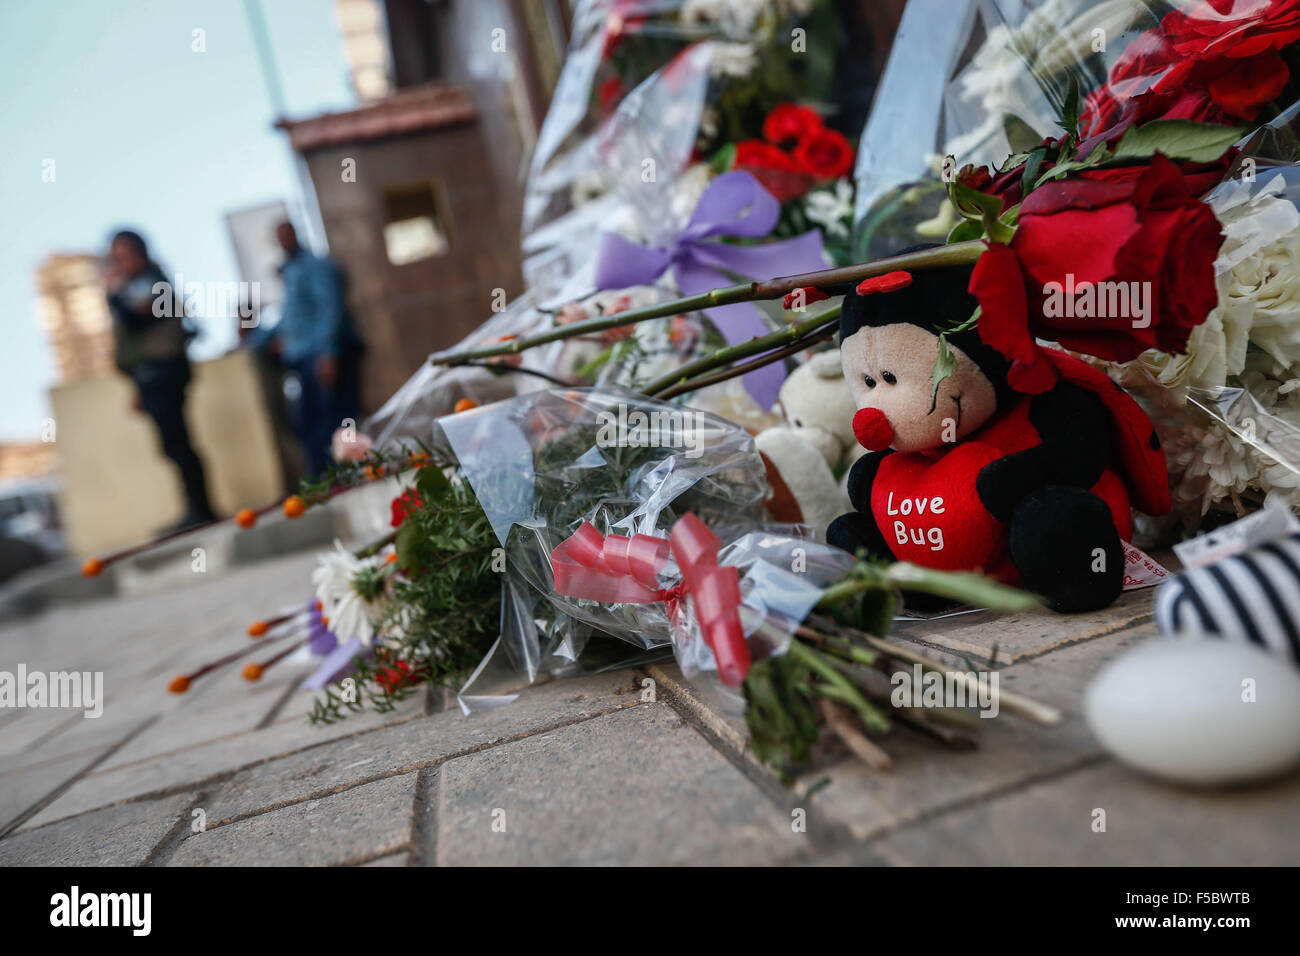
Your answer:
[825,255,1171,612]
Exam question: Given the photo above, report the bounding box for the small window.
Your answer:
[381,182,451,266]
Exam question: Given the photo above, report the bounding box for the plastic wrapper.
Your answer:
[1106,128,1300,532]
[362,0,860,448]
[850,0,1300,533]
[435,386,854,709]
[524,0,846,280]
[854,0,1171,257]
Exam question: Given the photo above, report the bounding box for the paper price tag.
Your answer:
[1172,507,1300,570]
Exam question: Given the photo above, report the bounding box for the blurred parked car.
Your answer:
[0,478,66,583]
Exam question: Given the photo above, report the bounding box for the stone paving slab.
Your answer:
[167,773,418,866]
[792,625,1152,841]
[0,791,197,866]
[0,749,117,835]
[432,704,806,866]
[3,544,1295,866]
[200,671,640,827]
[869,760,1300,866]
[894,583,1157,665]
[19,695,427,830]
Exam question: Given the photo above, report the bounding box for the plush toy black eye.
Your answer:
[881,371,897,385]
[863,375,877,389]
[792,417,803,427]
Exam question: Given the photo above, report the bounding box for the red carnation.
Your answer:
[390,488,423,528]
[969,154,1223,391]
[792,127,855,180]
[763,103,823,145]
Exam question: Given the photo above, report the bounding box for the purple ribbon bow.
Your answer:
[592,171,828,410]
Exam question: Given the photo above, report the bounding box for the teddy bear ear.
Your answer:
[808,351,842,378]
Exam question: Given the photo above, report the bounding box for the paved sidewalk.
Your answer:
[1,549,1297,865]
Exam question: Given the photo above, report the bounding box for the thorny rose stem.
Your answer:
[428,241,986,367]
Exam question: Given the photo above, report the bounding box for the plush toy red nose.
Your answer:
[853,407,894,451]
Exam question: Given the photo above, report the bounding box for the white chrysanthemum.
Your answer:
[311,541,389,646]
[1140,176,1300,389]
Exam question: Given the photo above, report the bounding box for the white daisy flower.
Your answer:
[311,541,390,646]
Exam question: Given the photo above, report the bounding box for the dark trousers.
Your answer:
[292,348,361,477]
[134,361,215,521]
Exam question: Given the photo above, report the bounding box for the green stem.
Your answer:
[784,637,890,733]
[355,529,397,559]
[642,304,842,398]
[430,283,753,366]
[429,242,985,368]
[652,321,838,401]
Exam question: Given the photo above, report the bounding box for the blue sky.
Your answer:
[0,0,356,441]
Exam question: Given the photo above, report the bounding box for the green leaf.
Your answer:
[928,333,958,415]
[946,218,984,244]
[855,588,897,638]
[1020,146,1046,197]
[710,142,737,174]
[948,181,1003,221]
[1111,119,1244,165]
[997,151,1031,174]
[1060,75,1080,137]
[948,182,1015,244]
[415,463,451,500]
[393,521,423,573]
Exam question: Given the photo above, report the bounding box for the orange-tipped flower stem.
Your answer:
[243,636,309,681]
[88,454,431,575]
[168,627,301,693]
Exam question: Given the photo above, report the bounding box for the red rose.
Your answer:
[1078,151,1234,200]
[970,154,1223,389]
[762,103,823,145]
[1163,0,1300,59]
[1082,0,1297,136]
[734,139,810,201]
[1203,52,1289,117]
[792,127,855,180]
[735,139,797,172]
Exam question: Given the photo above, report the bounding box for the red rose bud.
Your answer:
[856,271,913,296]
[783,286,830,310]
[853,407,894,451]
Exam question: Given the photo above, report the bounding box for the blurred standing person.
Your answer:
[250,222,362,476]
[105,229,216,530]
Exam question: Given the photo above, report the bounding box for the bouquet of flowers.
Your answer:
[84,0,1274,779]
[853,0,1300,533]
[361,0,864,456]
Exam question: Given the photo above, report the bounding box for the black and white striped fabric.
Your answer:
[1155,532,1300,666]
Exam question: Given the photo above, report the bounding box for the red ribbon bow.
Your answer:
[550,513,751,685]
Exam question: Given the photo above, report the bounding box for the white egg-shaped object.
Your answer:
[1084,637,1300,786]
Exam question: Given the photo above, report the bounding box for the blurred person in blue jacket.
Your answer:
[105,229,216,530]
[250,222,363,476]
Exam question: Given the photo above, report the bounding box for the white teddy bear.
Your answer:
[754,350,865,537]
